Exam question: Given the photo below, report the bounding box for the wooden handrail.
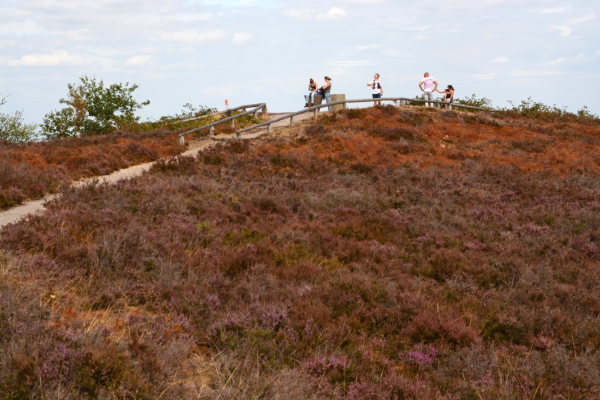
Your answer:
[178,103,267,145]
[234,97,487,138]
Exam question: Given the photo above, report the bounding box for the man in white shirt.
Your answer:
[419,72,438,107]
[367,73,383,106]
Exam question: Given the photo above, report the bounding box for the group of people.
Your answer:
[304,72,455,110]
[306,76,332,110]
[418,72,454,108]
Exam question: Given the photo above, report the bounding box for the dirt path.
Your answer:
[0,112,314,229]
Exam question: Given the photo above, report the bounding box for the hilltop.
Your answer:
[1,105,600,399]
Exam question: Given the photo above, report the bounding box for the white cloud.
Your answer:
[490,57,509,63]
[326,60,372,67]
[545,57,567,66]
[317,7,347,21]
[471,72,496,80]
[0,51,91,67]
[509,70,562,77]
[537,8,566,14]
[176,13,211,22]
[545,53,586,66]
[340,0,387,3]
[548,25,572,36]
[125,55,157,66]
[202,85,235,96]
[64,30,91,41]
[283,9,311,19]
[232,32,253,45]
[159,29,228,45]
[595,50,600,56]
[357,44,382,50]
[415,34,428,40]
[569,14,595,24]
[0,40,16,48]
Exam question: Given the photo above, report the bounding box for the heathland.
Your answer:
[1,105,600,399]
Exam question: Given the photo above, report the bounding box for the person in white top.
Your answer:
[367,73,383,106]
[419,72,438,107]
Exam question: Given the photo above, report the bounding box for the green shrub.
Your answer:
[42,76,150,139]
[0,95,38,143]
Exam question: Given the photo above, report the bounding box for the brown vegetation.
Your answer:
[0,130,183,209]
[1,106,600,398]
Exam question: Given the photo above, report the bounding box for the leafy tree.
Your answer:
[0,94,39,143]
[42,76,150,139]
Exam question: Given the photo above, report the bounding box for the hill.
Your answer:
[1,105,600,398]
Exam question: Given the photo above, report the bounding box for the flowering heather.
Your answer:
[1,106,600,398]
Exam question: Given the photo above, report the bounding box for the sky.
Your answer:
[0,0,599,123]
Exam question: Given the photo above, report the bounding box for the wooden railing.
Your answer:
[178,103,267,145]
[234,97,486,139]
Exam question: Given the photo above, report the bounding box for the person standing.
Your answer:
[322,76,332,111]
[306,78,318,107]
[367,73,383,106]
[419,72,438,107]
[436,85,454,109]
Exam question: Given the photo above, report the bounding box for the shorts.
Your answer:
[372,93,382,99]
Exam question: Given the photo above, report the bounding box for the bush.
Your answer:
[0,95,38,143]
[42,76,150,139]
[455,94,493,109]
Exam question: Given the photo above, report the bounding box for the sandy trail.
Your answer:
[0,112,314,229]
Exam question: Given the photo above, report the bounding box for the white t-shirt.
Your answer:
[420,77,436,92]
[368,80,382,95]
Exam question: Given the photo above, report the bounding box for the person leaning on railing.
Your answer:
[321,76,332,111]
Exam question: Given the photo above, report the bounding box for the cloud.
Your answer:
[595,50,600,56]
[125,55,157,66]
[176,13,211,22]
[490,57,509,63]
[537,8,566,14]
[415,34,428,40]
[232,32,253,45]
[326,60,372,67]
[283,9,311,19]
[509,70,562,77]
[357,44,382,50]
[548,25,572,36]
[544,57,567,66]
[0,51,91,67]
[202,85,235,96]
[317,7,347,21]
[340,0,387,3]
[159,29,228,45]
[64,30,91,41]
[569,14,595,24]
[0,40,16,48]
[470,72,496,80]
[545,53,586,66]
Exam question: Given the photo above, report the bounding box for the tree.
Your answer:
[42,76,150,139]
[0,94,39,143]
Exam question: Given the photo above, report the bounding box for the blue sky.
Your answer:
[0,0,598,123]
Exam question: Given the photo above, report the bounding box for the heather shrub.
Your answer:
[2,106,600,398]
[0,128,184,210]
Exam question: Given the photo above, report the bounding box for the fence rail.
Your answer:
[234,97,486,138]
[178,103,267,145]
